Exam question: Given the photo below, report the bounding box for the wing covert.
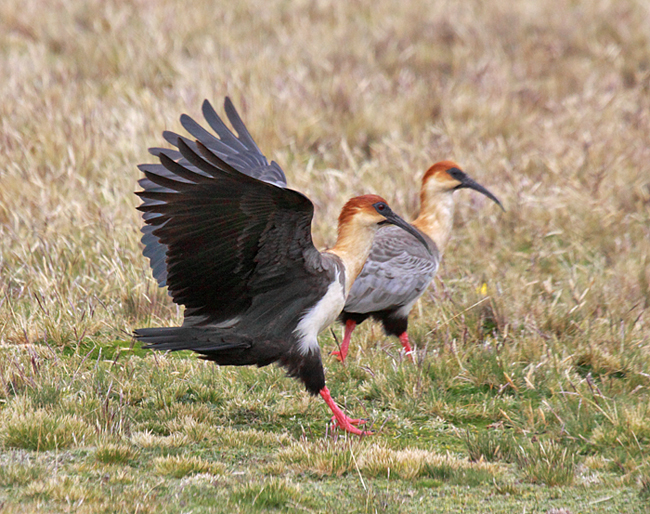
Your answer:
[344,225,440,314]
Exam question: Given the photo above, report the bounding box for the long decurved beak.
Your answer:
[379,209,432,254]
[457,176,505,211]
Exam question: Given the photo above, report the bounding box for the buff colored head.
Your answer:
[421,161,504,210]
[337,194,430,250]
[338,194,390,227]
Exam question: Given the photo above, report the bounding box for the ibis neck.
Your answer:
[325,223,377,297]
[412,191,455,254]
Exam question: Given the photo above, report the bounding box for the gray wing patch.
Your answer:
[344,225,440,314]
[162,98,287,187]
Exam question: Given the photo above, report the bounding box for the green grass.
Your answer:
[1,0,650,511]
[232,478,304,511]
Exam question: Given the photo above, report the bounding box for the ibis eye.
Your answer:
[449,168,464,180]
[375,202,387,212]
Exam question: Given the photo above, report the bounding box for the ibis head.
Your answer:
[421,161,504,211]
[329,194,428,294]
[338,194,428,248]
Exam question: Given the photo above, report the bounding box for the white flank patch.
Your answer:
[294,271,345,355]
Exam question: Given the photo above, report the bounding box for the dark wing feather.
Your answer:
[139,98,288,287]
[137,138,322,325]
[162,98,287,187]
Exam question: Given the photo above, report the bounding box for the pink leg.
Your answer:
[398,332,414,362]
[320,386,372,436]
[332,319,356,363]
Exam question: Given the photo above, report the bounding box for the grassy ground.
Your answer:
[1,0,649,512]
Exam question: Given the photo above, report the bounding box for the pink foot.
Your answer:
[332,320,356,363]
[330,350,345,362]
[320,386,372,436]
[330,416,367,428]
[399,332,415,362]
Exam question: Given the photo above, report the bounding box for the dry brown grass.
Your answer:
[2,0,649,345]
[1,0,650,511]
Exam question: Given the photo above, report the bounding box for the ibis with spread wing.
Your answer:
[134,99,429,434]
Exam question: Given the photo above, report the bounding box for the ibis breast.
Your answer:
[294,255,346,355]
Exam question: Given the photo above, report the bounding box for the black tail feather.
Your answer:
[134,326,251,353]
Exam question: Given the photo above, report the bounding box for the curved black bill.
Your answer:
[458,176,505,211]
[379,210,431,254]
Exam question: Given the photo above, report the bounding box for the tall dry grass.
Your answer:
[2,0,648,348]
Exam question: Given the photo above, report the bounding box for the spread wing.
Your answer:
[140,98,287,287]
[137,138,325,326]
[344,225,440,314]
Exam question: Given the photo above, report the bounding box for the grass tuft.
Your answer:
[422,461,494,486]
[515,440,577,487]
[1,409,92,451]
[465,429,518,463]
[0,460,45,487]
[23,475,96,504]
[280,440,498,484]
[278,439,356,477]
[130,431,189,449]
[95,443,139,464]
[153,455,225,478]
[232,478,301,511]
[640,473,650,501]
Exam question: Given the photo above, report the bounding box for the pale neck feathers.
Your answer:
[325,221,378,296]
[412,189,455,254]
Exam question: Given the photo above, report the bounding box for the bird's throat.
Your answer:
[412,192,455,254]
[326,224,376,297]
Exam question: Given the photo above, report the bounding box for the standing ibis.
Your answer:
[333,161,504,363]
[134,100,430,435]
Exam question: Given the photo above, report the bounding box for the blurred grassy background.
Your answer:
[1,0,649,512]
